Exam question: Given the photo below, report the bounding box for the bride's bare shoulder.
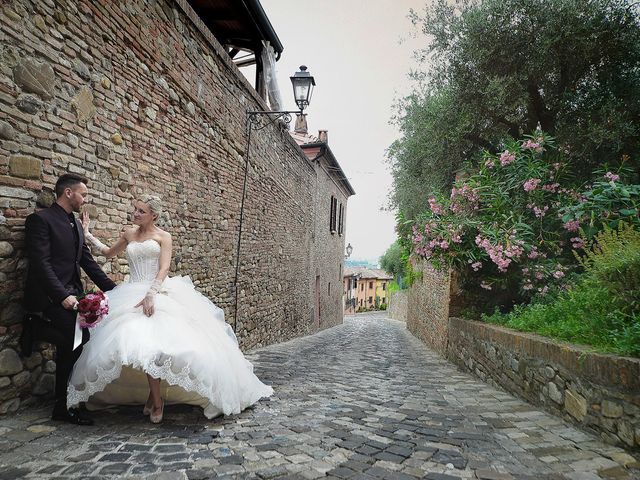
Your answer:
[157,229,172,242]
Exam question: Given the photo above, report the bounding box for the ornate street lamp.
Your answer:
[290,65,315,112]
[245,65,316,129]
[233,66,317,332]
[345,243,353,259]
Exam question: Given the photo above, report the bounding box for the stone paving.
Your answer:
[0,312,638,480]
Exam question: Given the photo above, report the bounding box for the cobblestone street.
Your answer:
[0,313,638,480]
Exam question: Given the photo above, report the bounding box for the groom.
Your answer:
[23,173,116,425]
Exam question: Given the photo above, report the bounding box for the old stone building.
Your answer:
[0,0,352,413]
[291,121,355,331]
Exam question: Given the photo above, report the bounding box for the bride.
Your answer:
[68,194,273,422]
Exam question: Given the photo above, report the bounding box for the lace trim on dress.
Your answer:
[67,353,270,416]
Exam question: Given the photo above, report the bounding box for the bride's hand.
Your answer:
[135,296,155,317]
[81,211,90,235]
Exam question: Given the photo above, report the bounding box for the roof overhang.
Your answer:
[187,0,283,64]
[302,142,356,197]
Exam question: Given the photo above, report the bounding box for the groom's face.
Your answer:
[67,183,88,213]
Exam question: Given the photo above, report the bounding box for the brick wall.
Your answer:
[0,0,342,412]
[388,290,407,322]
[405,261,451,355]
[448,318,640,450]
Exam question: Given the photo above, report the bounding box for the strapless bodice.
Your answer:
[126,239,160,282]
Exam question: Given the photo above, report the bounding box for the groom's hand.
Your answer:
[62,295,78,310]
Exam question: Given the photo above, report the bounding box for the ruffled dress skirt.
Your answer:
[68,276,273,419]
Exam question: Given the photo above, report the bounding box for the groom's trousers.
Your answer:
[35,303,89,409]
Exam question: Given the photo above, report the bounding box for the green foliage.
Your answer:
[561,165,640,239]
[577,222,640,309]
[483,223,640,357]
[389,0,640,219]
[380,241,405,280]
[388,280,401,293]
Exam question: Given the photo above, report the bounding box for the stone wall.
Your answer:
[447,318,640,450]
[404,261,639,450]
[0,0,340,412]
[388,290,407,322]
[312,157,349,331]
[406,261,451,355]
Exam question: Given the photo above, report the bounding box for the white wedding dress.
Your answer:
[67,239,273,418]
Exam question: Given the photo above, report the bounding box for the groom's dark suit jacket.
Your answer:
[24,203,116,313]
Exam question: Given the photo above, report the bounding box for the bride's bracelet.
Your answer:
[146,278,163,298]
[85,231,108,254]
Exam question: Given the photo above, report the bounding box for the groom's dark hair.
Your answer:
[55,173,88,197]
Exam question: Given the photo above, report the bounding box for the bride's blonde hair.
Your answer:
[138,194,163,221]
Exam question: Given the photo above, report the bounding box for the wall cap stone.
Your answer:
[449,317,640,392]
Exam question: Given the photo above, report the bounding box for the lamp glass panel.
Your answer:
[293,83,309,102]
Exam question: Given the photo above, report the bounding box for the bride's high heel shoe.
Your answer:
[150,399,164,424]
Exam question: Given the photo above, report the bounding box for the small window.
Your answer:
[329,196,337,233]
[368,296,373,304]
[382,283,386,291]
[338,203,344,235]
[353,278,357,288]
[369,281,373,289]
[382,297,386,304]
[328,282,331,296]
[360,284,364,291]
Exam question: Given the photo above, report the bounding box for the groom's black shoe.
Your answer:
[51,407,94,426]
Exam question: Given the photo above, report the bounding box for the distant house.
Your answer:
[343,267,393,313]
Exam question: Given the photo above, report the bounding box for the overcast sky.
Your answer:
[256,0,426,265]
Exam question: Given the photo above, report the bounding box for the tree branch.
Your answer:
[463,133,497,154]
[527,79,555,133]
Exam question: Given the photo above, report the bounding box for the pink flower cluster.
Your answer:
[450,184,480,212]
[604,171,620,182]
[523,178,541,192]
[521,139,544,153]
[542,183,560,193]
[570,237,584,249]
[521,262,567,296]
[471,261,482,271]
[499,150,516,166]
[563,219,580,232]
[475,235,524,272]
[428,197,444,215]
[532,205,549,218]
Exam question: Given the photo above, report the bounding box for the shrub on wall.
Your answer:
[410,132,639,313]
[483,222,640,357]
